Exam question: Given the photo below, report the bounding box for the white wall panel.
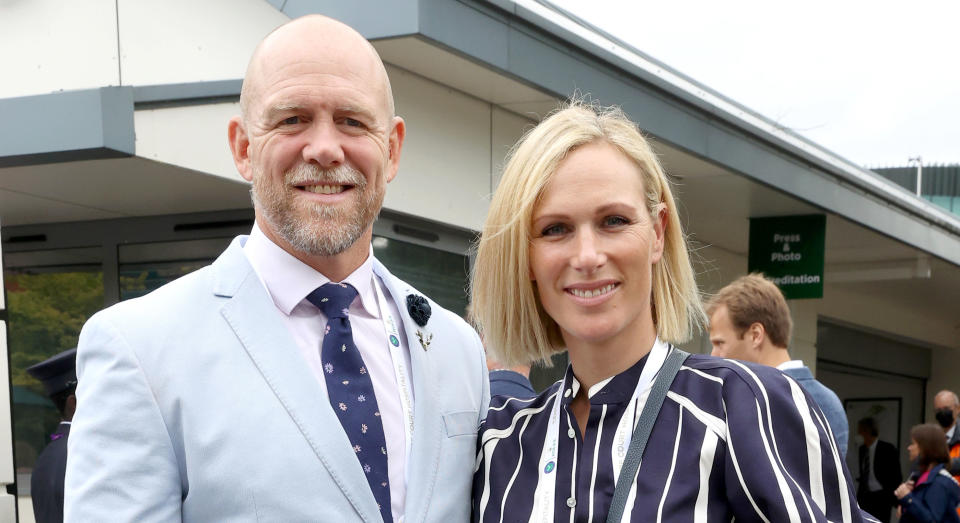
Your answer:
[135,102,244,182]
[17,496,34,523]
[386,66,492,231]
[0,0,119,99]
[789,300,821,375]
[490,107,533,190]
[687,245,746,355]
[928,347,960,423]
[820,285,957,351]
[118,0,288,87]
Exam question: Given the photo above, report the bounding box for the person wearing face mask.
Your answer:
[933,390,960,482]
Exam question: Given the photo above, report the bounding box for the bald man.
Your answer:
[933,390,960,480]
[65,16,489,522]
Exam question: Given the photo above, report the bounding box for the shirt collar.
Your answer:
[777,359,805,371]
[948,424,956,440]
[244,223,380,318]
[562,347,653,406]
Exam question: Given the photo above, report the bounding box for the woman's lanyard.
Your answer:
[372,275,415,462]
[530,338,670,521]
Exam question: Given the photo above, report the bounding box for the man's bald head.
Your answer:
[935,390,960,409]
[239,15,395,121]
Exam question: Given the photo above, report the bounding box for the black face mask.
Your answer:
[935,408,955,428]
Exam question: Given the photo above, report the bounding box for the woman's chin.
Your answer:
[561,324,622,348]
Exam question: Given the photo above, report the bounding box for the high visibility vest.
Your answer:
[951,441,960,517]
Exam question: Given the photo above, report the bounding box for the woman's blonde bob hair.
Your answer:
[471,101,705,367]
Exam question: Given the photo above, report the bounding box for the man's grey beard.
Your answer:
[251,162,383,256]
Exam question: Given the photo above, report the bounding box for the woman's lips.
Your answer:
[565,281,620,303]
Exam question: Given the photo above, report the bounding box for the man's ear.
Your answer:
[385,116,406,183]
[748,322,766,350]
[228,116,253,182]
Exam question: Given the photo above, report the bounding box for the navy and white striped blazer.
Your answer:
[473,346,878,522]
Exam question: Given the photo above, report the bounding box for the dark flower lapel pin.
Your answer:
[406,294,433,350]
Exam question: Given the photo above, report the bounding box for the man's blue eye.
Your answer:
[282,116,300,125]
[345,118,363,127]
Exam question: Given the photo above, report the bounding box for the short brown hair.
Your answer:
[911,423,951,469]
[706,273,792,348]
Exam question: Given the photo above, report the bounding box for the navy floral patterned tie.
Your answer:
[306,282,392,523]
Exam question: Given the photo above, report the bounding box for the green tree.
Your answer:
[4,269,103,469]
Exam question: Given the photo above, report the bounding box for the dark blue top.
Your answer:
[488,369,537,400]
[474,348,878,522]
[899,464,960,523]
[32,421,70,523]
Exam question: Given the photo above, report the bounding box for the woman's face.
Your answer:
[529,141,665,348]
[908,439,919,461]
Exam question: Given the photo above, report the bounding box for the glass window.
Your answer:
[118,261,209,301]
[4,265,103,475]
[372,235,469,317]
[117,238,232,300]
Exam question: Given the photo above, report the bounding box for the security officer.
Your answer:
[26,348,77,523]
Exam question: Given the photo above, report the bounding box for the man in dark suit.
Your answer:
[856,417,902,523]
[26,348,78,523]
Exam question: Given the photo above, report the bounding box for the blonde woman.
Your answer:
[470,102,875,522]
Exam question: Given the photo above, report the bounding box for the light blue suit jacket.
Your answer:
[65,237,490,522]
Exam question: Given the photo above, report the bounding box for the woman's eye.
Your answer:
[603,215,629,227]
[541,224,568,236]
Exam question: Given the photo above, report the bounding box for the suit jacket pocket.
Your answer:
[443,410,479,437]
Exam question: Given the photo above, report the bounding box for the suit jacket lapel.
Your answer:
[373,261,443,522]
[213,239,382,522]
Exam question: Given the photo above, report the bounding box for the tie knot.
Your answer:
[306,282,359,319]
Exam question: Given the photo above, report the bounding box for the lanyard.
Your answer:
[529,338,670,521]
[372,275,415,463]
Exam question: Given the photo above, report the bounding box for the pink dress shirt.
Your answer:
[244,224,412,522]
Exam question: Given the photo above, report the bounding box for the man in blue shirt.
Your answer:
[707,273,848,457]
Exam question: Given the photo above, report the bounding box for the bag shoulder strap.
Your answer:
[605,347,690,523]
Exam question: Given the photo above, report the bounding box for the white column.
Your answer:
[0,223,18,520]
[788,298,822,376]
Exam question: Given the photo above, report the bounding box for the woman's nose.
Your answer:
[571,229,606,273]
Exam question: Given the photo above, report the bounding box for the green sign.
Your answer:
[748,214,826,299]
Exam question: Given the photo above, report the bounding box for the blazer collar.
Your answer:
[211,236,252,298]
[215,237,383,522]
[372,260,443,522]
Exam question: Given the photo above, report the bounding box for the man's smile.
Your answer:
[298,183,352,194]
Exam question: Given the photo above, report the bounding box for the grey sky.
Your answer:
[550,0,959,167]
